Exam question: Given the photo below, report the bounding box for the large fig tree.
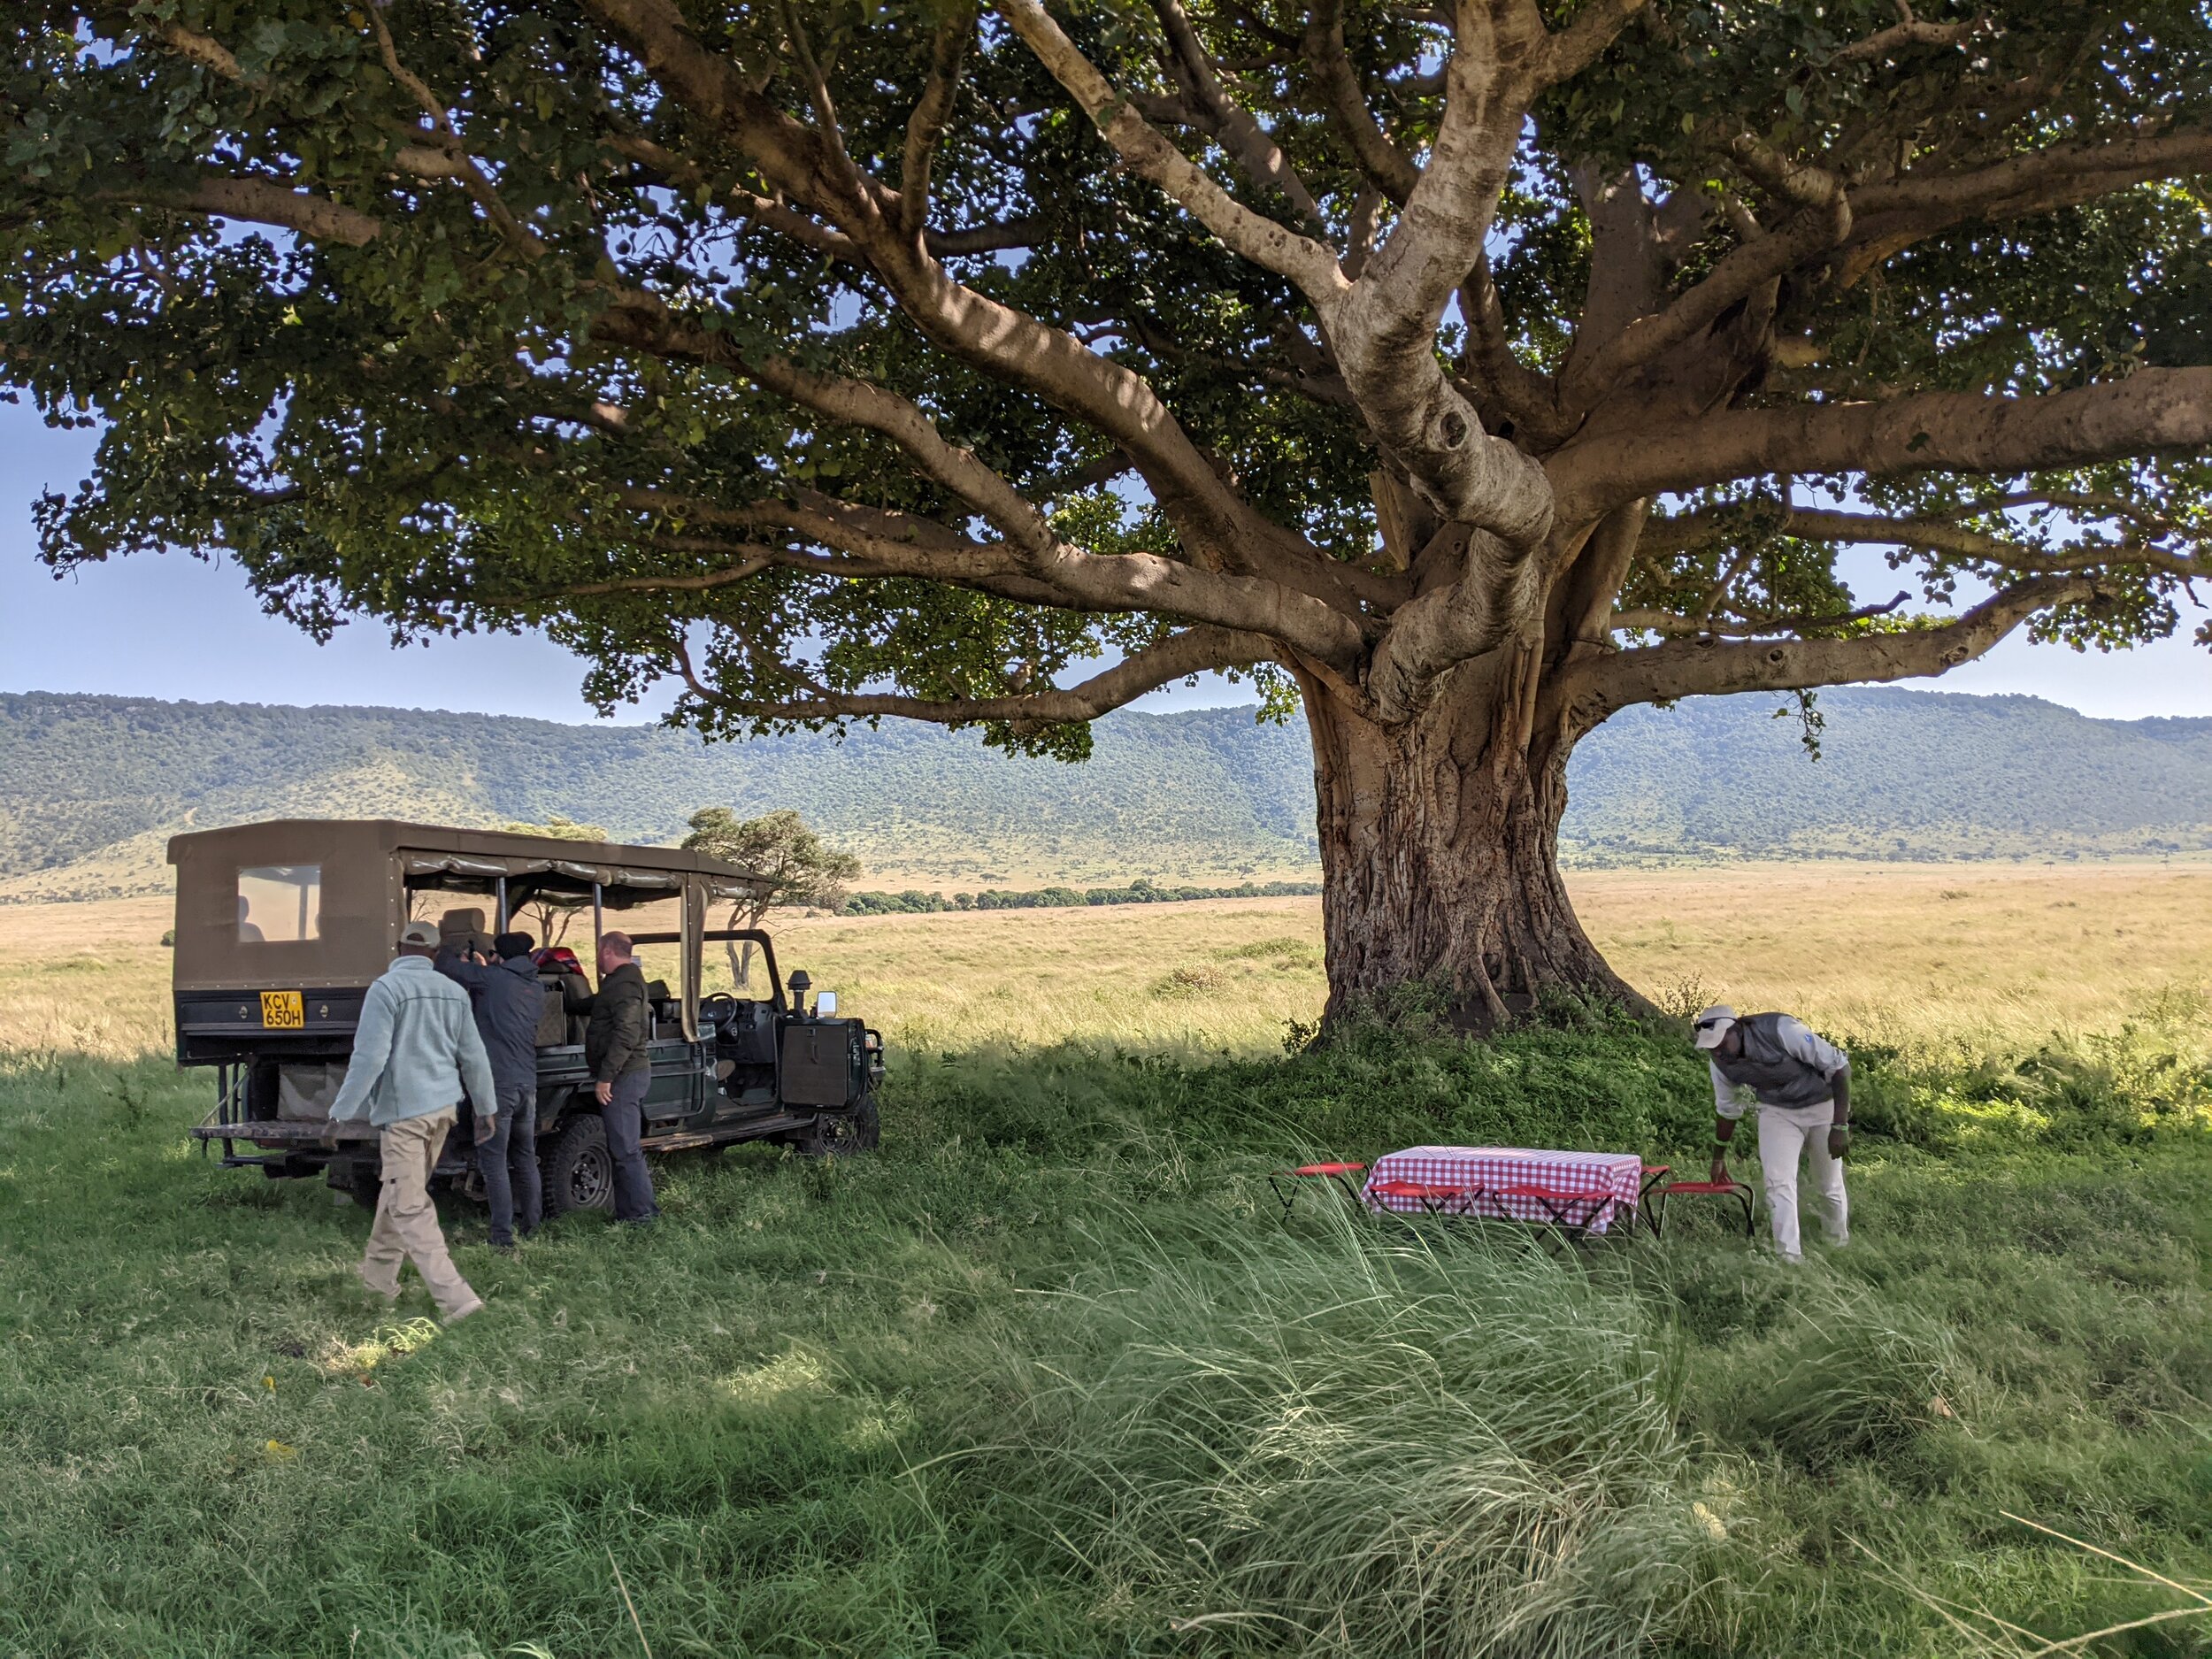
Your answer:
[6,0,2209,1022]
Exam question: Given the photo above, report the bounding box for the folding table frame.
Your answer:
[1645,1178,1758,1240]
[1366,1178,1473,1217]
[1266,1160,1369,1219]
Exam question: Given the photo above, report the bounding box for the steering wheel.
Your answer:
[700,992,740,1023]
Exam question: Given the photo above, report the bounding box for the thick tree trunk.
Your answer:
[1304,666,1643,1032]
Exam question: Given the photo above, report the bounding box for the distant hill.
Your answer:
[2,685,2208,901]
[1571,689,2212,863]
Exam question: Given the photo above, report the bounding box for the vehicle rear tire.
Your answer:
[328,1156,381,1209]
[795,1092,879,1157]
[543,1111,615,1216]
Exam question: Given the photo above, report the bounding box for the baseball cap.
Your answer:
[1693,1005,1737,1048]
[495,930,536,959]
[398,922,440,949]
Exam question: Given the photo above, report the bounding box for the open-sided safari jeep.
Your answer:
[173,820,883,1212]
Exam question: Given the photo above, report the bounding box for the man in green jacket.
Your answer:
[585,931,659,1223]
[330,922,496,1321]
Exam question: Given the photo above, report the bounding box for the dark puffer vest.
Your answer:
[1710,1012,1839,1110]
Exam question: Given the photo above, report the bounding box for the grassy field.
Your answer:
[0,866,2208,1656]
[9,860,2212,1061]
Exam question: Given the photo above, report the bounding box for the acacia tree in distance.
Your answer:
[6,0,2210,1025]
[682,806,861,985]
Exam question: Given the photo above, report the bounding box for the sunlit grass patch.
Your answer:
[321,1317,442,1379]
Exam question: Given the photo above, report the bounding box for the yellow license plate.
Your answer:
[259,991,304,1029]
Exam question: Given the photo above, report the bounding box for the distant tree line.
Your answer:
[841,878,1324,916]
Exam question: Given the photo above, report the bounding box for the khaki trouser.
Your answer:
[360,1110,479,1317]
[1756,1099,1849,1262]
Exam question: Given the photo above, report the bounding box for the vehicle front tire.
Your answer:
[543,1111,616,1216]
[795,1093,880,1157]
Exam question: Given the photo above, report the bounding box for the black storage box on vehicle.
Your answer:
[780,1021,861,1107]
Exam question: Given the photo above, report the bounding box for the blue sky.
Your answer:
[3,401,2207,723]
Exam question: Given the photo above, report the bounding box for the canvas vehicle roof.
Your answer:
[169,818,771,992]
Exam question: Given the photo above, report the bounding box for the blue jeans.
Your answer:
[480,1086,542,1246]
[603,1069,658,1222]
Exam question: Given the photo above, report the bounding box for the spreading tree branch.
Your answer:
[589,297,1370,664]
[1837,127,2212,281]
[586,0,1336,586]
[1539,0,1648,85]
[1829,0,1987,64]
[1303,0,1420,204]
[1148,0,1326,225]
[96,173,388,246]
[1455,256,1565,442]
[1560,190,1851,410]
[992,0,1345,298]
[1553,576,2093,733]
[1557,365,2212,518]
[1647,500,2208,578]
[677,624,1273,728]
[367,6,548,259]
[1326,1,1555,544]
[1613,588,1912,636]
[898,5,976,240]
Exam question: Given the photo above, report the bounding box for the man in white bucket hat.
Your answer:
[1694,1005,1852,1262]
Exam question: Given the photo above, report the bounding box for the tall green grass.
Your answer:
[1005,1215,1696,1657]
[0,1013,2207,1657]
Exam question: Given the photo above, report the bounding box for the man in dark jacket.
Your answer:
[438,930,547,1247]
[584,930,658,1223]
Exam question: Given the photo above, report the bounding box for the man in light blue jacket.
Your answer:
[331,922,498,1322]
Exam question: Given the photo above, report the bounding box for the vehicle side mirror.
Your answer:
[815,991,837,1017]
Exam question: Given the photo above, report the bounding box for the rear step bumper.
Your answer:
[191,1112,826,1159]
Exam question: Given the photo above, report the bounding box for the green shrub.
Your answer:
[1849,1026,2212,1153]
[890,1024,1721,1166]
[889,1006,2212,1192]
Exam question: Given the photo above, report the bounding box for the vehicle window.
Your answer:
[238,865,321,943]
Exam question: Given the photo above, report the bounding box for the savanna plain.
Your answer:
[1,862,2208,1657]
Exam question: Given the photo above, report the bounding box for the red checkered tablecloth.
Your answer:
[1363,1146,1643,1233]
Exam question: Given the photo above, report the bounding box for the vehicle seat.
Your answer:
[536,958,592,1046]
[437,907,493,960]
[534,979,571,1048]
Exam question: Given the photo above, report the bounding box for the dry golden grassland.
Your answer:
[5,859,2208,1063]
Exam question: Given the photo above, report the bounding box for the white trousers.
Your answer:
[1755,1100,1848,1261]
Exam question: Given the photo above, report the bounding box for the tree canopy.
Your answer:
[499,815,608,841]
[6,0,2210,1010]
[682,805,861,923]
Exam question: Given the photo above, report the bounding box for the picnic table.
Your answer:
[1363,1146,1646,1235]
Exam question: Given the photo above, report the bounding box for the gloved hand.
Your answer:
[473,1112,497,1148]
[1827,1124,1851,1160]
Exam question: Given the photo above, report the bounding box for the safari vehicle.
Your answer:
[173,819,883,1212]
